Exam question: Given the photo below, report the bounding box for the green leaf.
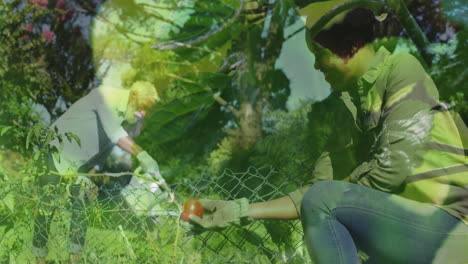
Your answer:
[33,150,41,161]
[33,123,43,138]
[26,130,32,149]
[53,149,61,163]
[68,133,81,148]
[43,129,54,146]
[0,126,12,136]
[164,1,244,63]
[2,192,14,212]
[142,72,230,145]
[144,92,215,144]
[59,140,64,154]
[65,132,72,143]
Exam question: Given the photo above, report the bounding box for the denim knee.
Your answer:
[300,180,344,218]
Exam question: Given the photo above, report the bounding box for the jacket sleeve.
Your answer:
[349,53,437,193]
[349,101,434,192]
[287,93,348,216]
[288,92,355,215]
[288,151,333,216]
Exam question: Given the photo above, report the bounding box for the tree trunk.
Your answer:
[228,101,263,152]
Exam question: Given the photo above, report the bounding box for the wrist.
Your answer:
[235,198,253,225]
[247,202,260,220]
[132,145,144,156]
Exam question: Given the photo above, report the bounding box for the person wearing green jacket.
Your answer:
[189,5,468,264]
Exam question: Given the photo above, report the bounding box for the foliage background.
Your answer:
[0,0,466,262]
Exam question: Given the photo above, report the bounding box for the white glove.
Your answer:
[121,168,174,217]
[121,174,167,217]
[74,176,98,201]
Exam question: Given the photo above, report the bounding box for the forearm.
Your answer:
[248,196,299,220]
[133,120,143,136]
[132,110,145,137]
[116,136,143,156]
[256,178,348,221]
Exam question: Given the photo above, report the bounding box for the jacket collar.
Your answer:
[353,46,392,131]
[360,46,391,85]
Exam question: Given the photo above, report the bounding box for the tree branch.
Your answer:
[388,0,432,65]
[49,170,174,201]
[94,15,150,45]
[216,52,246,74]
[208,90,241,118]
[139,6,183,30]
[165,72,240,117]
[285,26,305,41]
[152,0,246,50]
[139,3,193,11]
[50,170,134,178]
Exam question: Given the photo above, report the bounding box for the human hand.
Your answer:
[148,170,175,202]
[134,110,146,120]
[188,198,251,230]
[74,176,98,201]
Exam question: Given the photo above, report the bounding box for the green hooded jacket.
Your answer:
[289,47,468,224]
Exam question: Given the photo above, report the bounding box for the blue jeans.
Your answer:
[300,180,468,264]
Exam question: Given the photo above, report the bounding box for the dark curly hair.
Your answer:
[312,8,401,59]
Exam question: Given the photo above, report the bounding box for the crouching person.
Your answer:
[32,82,164,264]
[188,4,468,264]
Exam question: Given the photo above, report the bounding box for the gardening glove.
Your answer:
[189,198,252,230]
[136,151,160,174]
[134,160,174,202]
[74,176,98,201]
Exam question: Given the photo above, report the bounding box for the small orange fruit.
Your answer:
[181,200,204,222]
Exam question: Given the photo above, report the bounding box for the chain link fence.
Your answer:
[0,167,311,263]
